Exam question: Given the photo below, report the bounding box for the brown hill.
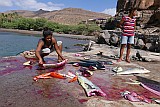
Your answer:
[6,8,111,25]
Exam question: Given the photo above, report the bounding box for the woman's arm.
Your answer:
[35,40,44,64]
[52,37,65,60]
[134,20,136,30]
[118,19,124,29]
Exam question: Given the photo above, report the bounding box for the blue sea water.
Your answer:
[0,32,89,57]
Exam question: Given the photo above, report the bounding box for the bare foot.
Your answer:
[117,58,122,62]
[126,59,131,63]
[57,59,63,63]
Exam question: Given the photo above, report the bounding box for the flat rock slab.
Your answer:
[0,56,160,107]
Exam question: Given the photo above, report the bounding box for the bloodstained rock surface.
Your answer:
[0,56,159,107]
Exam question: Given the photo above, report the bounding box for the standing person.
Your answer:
[117,8,137,63]
[36,28,65,64]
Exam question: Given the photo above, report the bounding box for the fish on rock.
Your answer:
[78,75,106,97]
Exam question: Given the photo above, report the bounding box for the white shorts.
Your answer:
[41,41,62,54]
[121,36,134,44]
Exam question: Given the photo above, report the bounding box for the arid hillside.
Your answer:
[5,8,111,25]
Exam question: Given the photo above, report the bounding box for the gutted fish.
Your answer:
[78,75,106,97]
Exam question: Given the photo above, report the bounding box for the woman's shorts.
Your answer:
[121,36,134,44]
[41,41,62,54]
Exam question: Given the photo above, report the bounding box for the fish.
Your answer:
[68,76,78,83]
[127,77,160,96]
[77,75,106,97]
[71,61,105,70]
[79,67,93,77]
[80,59,113,65]
[136,76,160,96]
[121,91,141,102]
[116,68,150,75]
[112,66,123,73]
[66,71,78,83]
[42,59,68,68]
[75,53,83,57]
[33,71,77,83]
[121,91,152,103]
[23,61,31,66]
[33,72,66,81]
[154,99,160,104]
[141,83,160,96]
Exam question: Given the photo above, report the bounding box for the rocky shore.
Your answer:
[0,29,160,107]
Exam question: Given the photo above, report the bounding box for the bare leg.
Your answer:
[41,53,49,63]
[126,44,131,63]
[117,44,126,62]
[58,44,63,62]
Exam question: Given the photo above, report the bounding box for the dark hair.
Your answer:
[43,27,52,38]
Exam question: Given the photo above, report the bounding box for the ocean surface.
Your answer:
[0,32,89,57]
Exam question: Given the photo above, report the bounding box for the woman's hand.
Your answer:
[39,59,44,65]
[61,56,65,60]
[57,56,66,62]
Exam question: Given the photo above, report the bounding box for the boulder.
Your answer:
[96,30,111,44]
[109,33,120,46]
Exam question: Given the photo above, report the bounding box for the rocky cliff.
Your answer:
[117,0,160,11]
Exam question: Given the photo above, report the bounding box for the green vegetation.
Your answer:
[0,12,101,36]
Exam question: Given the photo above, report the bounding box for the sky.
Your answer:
[0,0,118,16]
